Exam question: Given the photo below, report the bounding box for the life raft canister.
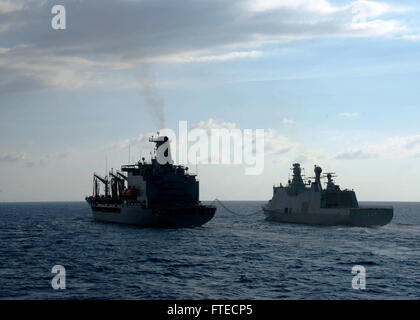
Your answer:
[123,188,137,200]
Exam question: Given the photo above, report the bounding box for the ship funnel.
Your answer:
[149,136,166,143]
[150,135,174,165]
[314,165,322,181]
[314,165,322,191]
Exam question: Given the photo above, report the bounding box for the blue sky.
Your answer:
[1,0,420,201]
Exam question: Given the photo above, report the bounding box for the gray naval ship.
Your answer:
[262,163,393,227]
[85,135,216,227]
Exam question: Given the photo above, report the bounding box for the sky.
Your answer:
[1,0,420,201]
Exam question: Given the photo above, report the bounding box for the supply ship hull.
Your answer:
[87,201,215,228]
[86,135,216,228]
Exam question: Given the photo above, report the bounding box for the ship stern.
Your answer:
[349,207,393,227]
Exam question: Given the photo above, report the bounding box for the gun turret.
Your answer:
[323,172,339,191]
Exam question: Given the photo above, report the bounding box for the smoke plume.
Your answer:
[138,65,166,130]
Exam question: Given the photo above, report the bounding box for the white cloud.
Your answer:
[148,50,262,64]
[192,118,237,132]
[109,134,154,153]
[283,118,295,125]
[0,45,131,92]
[402,34,420,41]
[340,112,360,118]
[264,129,297,156]
[336,149,378,160]
[0,0,413,92]
[0,152,26,162]
[347,19,407,37]
[0,0,22,14]
[11,151,74,168]
[112,122,420,167]
[192,119,296,156]
[246,0,337,14]
[112,119,297,163]
[335,134,420,160]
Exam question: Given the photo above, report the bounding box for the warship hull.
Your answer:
[88,202,216,228]
[262,207,393,227]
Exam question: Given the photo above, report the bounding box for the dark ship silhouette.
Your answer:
[86,135,216,227]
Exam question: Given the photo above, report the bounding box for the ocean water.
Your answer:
[0,201,419,300]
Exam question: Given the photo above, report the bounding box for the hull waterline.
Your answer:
[263,207,393,227]
[88,202,216,228]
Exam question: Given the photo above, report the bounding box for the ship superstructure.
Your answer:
[262,163,393,227]
[86,135,216,227]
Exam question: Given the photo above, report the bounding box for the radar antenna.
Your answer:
[323,172,338,190]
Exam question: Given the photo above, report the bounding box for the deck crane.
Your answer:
[109,172,126,201]
[93,173,109,197]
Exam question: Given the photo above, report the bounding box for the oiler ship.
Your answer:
[86,135,216,227]
[262,163,393,227]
